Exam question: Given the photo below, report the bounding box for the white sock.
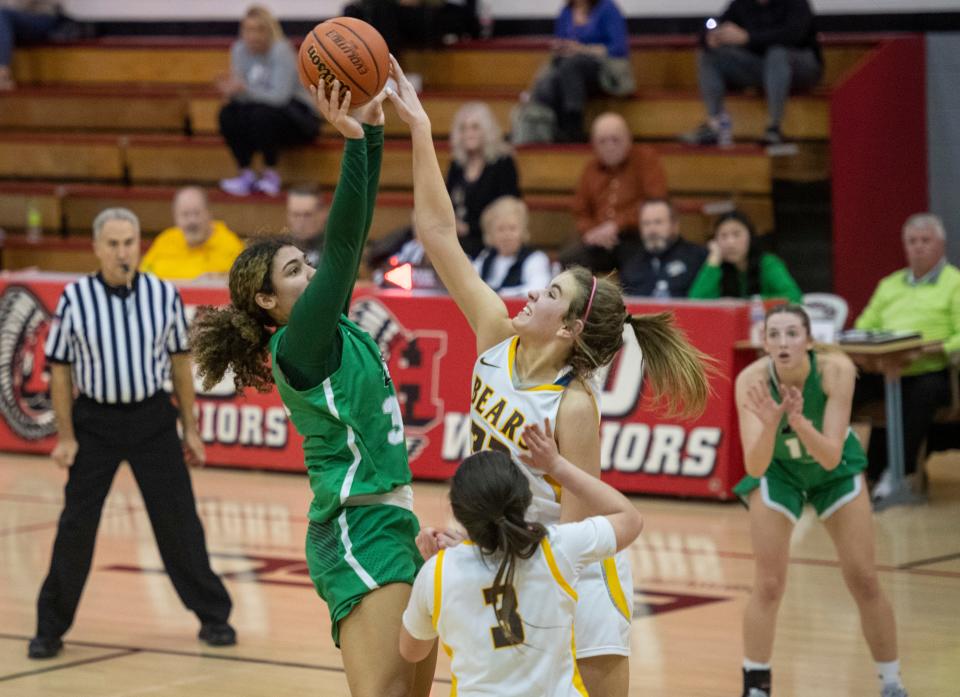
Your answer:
[876,659,902,686]
[743,658,771,672]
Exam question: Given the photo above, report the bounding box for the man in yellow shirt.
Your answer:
[854,213,960,495]
[141,187,245,280]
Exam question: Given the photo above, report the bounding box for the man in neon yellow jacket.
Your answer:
[855,213,960,492]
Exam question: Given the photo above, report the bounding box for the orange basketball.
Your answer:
[297,17,390,108]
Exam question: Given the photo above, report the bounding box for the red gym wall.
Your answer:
[830,35,928,321]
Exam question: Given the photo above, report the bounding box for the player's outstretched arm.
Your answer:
[386,56,514,354]
[521,419,643,551]
[280,82,372,386]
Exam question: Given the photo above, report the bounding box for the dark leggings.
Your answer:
[218,100,319,168]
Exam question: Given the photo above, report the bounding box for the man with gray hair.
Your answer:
[854,212,960,498]
[28,207,235,659]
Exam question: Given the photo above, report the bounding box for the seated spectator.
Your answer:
[528,0,630,143]
[561,112,668,273]
[446,102,521,258]
[140,187,245,281]
[472,196,552,297]
[343,0,479,51]
[0,1,61,91]
[680,0,822,146]
[853,213,960,495]
[286,184,327,267]
[617,199,708,297]
[218,5,320,197]
[688,210,802,301]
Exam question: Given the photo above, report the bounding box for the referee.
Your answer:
[28,208,235,659]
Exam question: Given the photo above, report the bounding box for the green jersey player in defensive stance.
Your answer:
[192,79,436,697]
[734,304,907,697]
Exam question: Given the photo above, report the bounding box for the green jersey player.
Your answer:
[734,304,907,697]
[192,79,435,697]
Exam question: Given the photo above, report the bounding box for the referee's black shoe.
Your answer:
[27,636,63,659]
[198,621,237,647]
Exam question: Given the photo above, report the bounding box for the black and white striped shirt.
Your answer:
[44,272,190,404]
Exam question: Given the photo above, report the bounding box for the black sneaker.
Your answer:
[762,126,784,146]
[742,667,771,697]
[198,621,237,647]
[680,122,720,146]
[27,636,63,659]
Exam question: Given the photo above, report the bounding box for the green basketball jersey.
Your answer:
[765,351,866,489]
[270,316,412,523]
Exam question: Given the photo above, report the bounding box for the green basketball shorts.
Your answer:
[734,471,863,523]
[305,503,422,646]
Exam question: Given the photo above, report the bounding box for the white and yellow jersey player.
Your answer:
[386,56,711,697]
[400,421,644,697]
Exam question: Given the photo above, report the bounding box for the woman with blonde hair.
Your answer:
[218,4,320,197]
[473,196,552,296]
[447,101,520,257]
[386,57,712,697]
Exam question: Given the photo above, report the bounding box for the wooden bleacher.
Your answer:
[0,33,892,274]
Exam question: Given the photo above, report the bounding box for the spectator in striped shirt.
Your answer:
[28,207,235,660]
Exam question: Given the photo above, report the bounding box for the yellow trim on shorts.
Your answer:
[544,474,563,502]
[432,549,445,630]
[541,538,577,601]
[571,629,588,697]
[602,557,631,621]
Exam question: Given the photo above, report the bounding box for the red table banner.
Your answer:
[0,272,751,499]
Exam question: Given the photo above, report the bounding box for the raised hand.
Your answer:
[780,384,804,422]
[518,418,563,475]
[312,79,363,139]
[743,380,785,426]
[384,54,429,128]
[355,88,389,128]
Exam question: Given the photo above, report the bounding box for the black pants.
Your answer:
[853,370,952,480]
[531,53,602,141]
[219,100,320,168]
[35,393,231,640]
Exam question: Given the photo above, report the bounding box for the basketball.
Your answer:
[297,17,390,108]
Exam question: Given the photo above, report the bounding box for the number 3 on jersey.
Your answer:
[382,396,404,446]
[483,583,525,648]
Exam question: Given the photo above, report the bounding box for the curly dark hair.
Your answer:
[191,237,294,393]
[563,266,714,418]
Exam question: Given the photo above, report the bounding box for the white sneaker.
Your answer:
[746,689,769,697]
[881,684,908,697]
[872,467,897,500]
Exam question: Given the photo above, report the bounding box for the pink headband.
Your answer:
[582,276,598,322]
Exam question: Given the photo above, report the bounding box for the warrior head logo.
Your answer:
[349,298,448,460]
[0,286,55,440]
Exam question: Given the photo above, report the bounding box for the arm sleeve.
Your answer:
[402,559,439,641]
[760,254,803,303]
[600,3,629,58]
[747,0,815,52]
[945,280,960,355]
[342,123,385,316]
[166,289,191,354]
[554,517,618,578]
[276,136,369,388]
[497,156,521,198]
[242,43,299,107]
[44,291,74,364]
[688,264,723,299]
[854,282,886,331]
